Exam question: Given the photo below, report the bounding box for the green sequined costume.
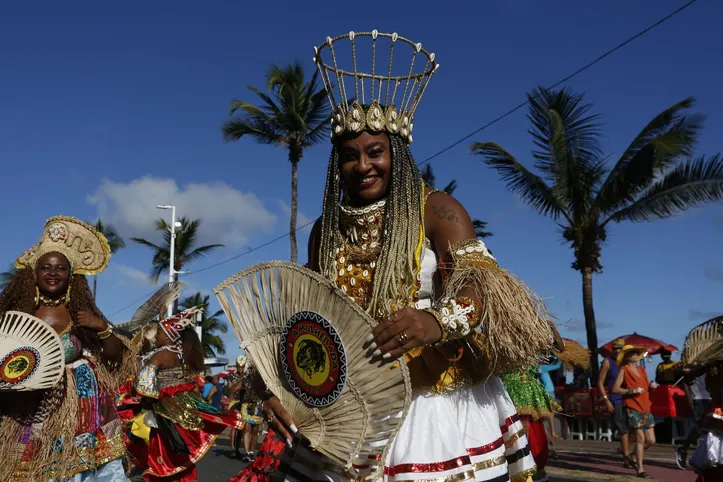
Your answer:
[501,366,561,420]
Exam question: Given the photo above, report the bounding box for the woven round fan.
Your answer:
[214,261,412,471]
[0,311,64,391]
[681,315,723,364]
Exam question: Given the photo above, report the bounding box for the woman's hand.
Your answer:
[76,311,108,332]
[369,307,442,360]
[262,396,297,447]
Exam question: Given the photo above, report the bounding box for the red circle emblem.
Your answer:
[0,347,39,385]
[280,311,347,407]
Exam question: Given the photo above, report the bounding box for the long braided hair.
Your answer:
[318,132,425,318]
[0,266,109,355]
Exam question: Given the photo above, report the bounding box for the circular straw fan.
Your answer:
[0,311,64,391]
[214,261,412,470]
[681,315,723,364]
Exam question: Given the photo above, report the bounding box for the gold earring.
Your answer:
[34,285,40,306]
[65,283,71,306]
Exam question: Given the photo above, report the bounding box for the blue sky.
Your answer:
[1,1,721,371]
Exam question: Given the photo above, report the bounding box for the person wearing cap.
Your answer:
[598,338,635,467]
[655,349,678,385]
[612,345,659,478]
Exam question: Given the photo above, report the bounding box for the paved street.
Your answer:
[193,438,699,481]
[196,444,249,481]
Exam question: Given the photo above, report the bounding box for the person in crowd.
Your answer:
[0,216,135,482]
[613,345,658,479]
[655,349,678,385]
[598,338,635,468]
[125,307,244,481]
[538,355,563,440]
[229,29,550,482]
[677,362,712,470]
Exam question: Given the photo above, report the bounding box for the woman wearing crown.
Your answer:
[125,307,245,481]
[0,216,136,482]
[233,31,551,482]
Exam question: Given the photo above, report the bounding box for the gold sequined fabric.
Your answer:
[154,392,205,430]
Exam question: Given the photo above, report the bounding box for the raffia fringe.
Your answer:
[442,257,551,376]
[555,341,590,370]
[0,368,78,482]
[94,334,138,393]
[0,339,136,482]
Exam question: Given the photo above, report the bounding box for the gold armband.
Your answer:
[424,296,481,344]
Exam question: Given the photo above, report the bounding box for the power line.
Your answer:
[108,0,696,318]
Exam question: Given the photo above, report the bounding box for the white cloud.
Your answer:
[277,200,315,233]
[88,177,278,247]
[115,264,157,287]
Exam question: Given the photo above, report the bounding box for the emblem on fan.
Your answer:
[0,346,40,386]
[280,311,347,407]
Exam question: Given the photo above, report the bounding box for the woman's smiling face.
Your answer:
[338,132,392,206]
[35,252,70,298]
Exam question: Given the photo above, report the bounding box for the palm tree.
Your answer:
[92,219,125,300]
[0,264,18,291]
[132,217,224,312]
[472,88,723,379]
[222,62,330,263]
[180,292,229,356]
[421,164,493,239]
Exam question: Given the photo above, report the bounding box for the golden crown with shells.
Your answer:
[313,30,439,144]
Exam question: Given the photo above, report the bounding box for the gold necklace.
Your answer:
[36,292,67,307]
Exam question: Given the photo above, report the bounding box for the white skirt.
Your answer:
[285,377,536,482]
[691,431,723,472]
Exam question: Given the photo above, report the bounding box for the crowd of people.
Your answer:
[0,29,721,482]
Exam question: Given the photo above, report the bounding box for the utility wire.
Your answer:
[108,0,697,318]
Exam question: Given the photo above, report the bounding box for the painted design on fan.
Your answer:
[0,346,40,385]
[280,311,347,407]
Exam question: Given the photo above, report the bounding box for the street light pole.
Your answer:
[157,204,179,318]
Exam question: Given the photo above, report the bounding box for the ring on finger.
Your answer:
[396,332,409,348]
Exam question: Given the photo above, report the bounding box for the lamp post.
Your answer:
[157,205,182,318]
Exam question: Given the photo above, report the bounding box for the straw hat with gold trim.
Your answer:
[617,345,647,366]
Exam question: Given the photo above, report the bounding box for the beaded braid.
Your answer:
[318,133,424,319]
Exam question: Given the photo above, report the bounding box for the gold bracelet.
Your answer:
[98,325,114,340]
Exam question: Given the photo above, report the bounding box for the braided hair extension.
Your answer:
[318,132,424,319]
[0,267,107,355]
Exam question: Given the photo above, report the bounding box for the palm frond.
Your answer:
[472,219,493,238]
[606,154,723,223]
[595,98,703,214]
[421,164,436,188]
[472,142,570,221]
[182,244,224,264]
[221,117,282,144]
[527,87,603,181]
[442,180,457,195]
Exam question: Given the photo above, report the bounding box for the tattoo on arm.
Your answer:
[430,204,461,224]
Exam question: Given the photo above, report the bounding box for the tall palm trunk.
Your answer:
[289,158,299,263]
[93,275,98,300]
[582,266,600,382]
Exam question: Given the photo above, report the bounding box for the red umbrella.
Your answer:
[599,333,678,358]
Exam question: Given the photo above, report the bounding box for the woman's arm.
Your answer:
[612,367,627,395]
[206,385,217,402]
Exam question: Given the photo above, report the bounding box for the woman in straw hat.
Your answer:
[237,30,554,482]
[0,216,136,482]
[612,345,658,478]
